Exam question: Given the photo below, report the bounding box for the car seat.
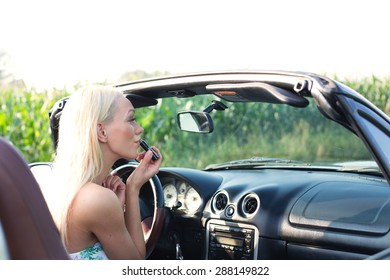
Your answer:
[0,137,69,259]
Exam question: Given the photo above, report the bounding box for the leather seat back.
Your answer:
[0,137,69,259]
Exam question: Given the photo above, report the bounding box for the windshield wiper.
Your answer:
[330,161,383,177]
[204,157,309,170]
[336,166,383,176]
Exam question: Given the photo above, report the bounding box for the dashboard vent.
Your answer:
[214,192,228,211]
[242,194,260,216]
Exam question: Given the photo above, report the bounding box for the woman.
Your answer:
[51,85,162,260]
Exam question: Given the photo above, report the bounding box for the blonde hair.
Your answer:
[51,85,123,245]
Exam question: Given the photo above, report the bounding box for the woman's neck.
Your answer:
[95,156,117,186]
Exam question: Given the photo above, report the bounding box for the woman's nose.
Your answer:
[136,123,144,135]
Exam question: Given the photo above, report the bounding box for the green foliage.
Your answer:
[343,76,390,115]
[0,86,68,162]
[0,75,389,168]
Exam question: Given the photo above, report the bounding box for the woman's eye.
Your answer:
[128,118,136,123]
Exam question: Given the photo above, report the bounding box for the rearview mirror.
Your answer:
[177,111,214,133]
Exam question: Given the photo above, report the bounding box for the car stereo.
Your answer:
[206,219,259,260]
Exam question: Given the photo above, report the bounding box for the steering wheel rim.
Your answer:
[111,162,164,258]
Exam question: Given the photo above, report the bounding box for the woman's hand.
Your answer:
[127,147,162,191]
[103,174,126,208]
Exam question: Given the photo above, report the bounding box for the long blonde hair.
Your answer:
[51,85,123,245]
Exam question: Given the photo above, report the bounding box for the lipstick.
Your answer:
[140,139,160,161]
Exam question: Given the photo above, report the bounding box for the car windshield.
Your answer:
[137,95,377,173]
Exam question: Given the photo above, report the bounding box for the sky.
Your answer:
[1,0,390,90]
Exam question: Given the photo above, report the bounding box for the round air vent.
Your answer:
[241,194,260,217]
[213,192,228,212]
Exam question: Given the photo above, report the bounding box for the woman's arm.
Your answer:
[124,148,162,259]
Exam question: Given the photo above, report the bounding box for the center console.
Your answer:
[206,219,259,260]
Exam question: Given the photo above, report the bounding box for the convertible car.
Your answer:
[1,70,389,260]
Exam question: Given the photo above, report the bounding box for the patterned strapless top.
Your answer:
[69,242,109,260]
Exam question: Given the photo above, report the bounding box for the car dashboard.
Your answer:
[149,167,390,260]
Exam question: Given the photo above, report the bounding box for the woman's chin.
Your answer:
[121,153,137,161]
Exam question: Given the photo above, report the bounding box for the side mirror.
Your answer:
[177,111,214,133]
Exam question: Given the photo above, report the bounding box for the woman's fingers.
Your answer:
[104,174,123,191]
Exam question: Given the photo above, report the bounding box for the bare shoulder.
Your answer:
[67,182,125,253]
[72,182,123,224]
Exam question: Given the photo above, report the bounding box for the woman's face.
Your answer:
[104,95,144,160]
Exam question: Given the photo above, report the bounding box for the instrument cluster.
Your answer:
[162,178,202,214]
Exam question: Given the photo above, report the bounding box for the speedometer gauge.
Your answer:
[178,182,187,195]
[163,183,178,208]
[184,187,202,213]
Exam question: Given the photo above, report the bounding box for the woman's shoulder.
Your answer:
[78,181,115,199]
[73,182,121,218]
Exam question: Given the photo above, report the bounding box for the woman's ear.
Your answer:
[97,123,108,143]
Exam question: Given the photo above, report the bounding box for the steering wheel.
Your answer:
[111,162,165,258]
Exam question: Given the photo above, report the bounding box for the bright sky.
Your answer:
[1,0,390,90]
